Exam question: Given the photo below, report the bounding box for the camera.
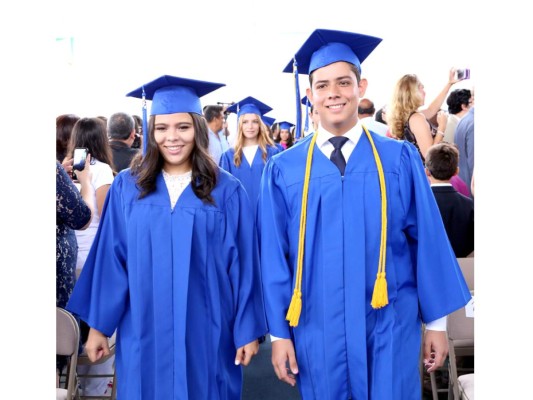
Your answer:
[72,148,88,179]
[455,68,470,81]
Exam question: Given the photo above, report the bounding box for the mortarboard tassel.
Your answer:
[293,57,302,140]
[142,86,148,155]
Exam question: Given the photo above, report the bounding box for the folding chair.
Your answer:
[447,291,474,400]
[456,257,474,291]
[427,257,474,399]
[77,331,117,400]
[457,373,474,399]
[56,307,80,400]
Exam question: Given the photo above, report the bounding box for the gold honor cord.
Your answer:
[286,126,388,328]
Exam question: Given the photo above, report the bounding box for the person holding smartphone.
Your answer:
[67,75,266,400]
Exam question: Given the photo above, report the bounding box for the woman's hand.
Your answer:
[74,153,92,185]
[234,339,259,366]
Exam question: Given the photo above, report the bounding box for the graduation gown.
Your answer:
[219,145,280,222]
[258,131,471,400]
[67,168,267,400]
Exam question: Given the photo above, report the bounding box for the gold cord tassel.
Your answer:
[286,290,302,327]
[371,272,388,308]
[364,125,389,309]
[288,126,389,328]
[285,133,318,327]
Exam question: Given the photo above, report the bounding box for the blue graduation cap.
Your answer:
[278,121,295,131]
[225,96,273,119]
[282,29,382,142]
[282,29,382,75]
[301,95,311,106]
[126,75,225,153]
[261,115,276,127]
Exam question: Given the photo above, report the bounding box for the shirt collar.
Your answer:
[316,119,365,148]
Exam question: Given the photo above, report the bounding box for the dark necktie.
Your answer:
[329,136,349,175]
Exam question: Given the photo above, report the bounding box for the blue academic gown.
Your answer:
[67,168,267,400]
[219,145,280,223]
[258,131,471,400]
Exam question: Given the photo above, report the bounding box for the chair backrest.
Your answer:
[447,291,475,399]
[457,257,474,291]
[447,295,474,346]
[57,308,80,357]
[57,307,80,400]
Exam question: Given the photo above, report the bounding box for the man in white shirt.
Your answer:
[203,105,226,165]
[357,98,389,136]
[444,88,473,144]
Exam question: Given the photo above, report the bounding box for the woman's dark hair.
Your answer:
[56,114,80,162]
[68,117,115,173]
[131,113,218,204]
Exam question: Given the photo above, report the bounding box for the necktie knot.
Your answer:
[329,136,349,175]
[329,136,349,150]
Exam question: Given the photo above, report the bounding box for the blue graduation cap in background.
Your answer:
[126,75,225,154]
[225,96,273,119]
[261,115,276,127]
[278,121,295,131]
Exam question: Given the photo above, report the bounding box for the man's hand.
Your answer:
[271,338,299,387]
[85,328,110,363]
[423,330,448,373]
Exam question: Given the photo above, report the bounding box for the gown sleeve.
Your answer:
[66,174,129,337]
[257,159,293,339]
[223,182,267,348]
[398,142,471,323]
[219,149,231,170]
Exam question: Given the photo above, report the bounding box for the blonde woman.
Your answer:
[219,96,280,221]
[388,70,461,162]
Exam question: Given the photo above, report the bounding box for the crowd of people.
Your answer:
[56,27,474,400]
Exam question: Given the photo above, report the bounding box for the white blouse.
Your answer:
[162,169,192,209]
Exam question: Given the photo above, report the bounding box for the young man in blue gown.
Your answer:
[258,29,471,400]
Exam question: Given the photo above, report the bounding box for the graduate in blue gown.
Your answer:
[258,29,471,400]
[67,75,267,400]
[219,97,280,223]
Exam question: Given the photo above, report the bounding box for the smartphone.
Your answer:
[73,147,88,171]
[455,68,470,80]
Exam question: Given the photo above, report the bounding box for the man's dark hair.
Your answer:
[425,143,459,181]
[108,112,135,140]
[309,63,361,86]
[203,105,224,123]
[446,89,472,115]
